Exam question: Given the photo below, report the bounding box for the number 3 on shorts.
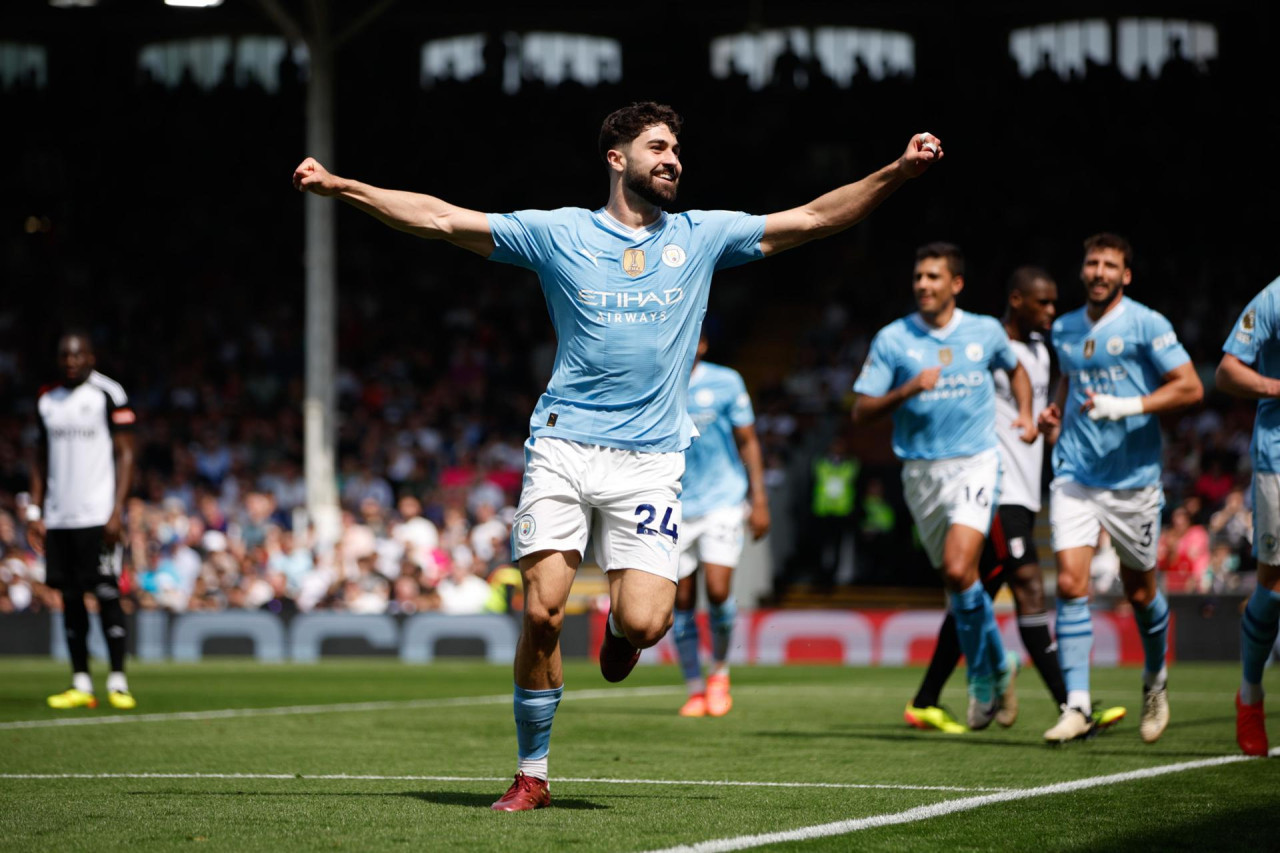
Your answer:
[635,504,679,544]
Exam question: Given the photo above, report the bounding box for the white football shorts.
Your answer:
[1049,478,1163,570]
[676,502,746,580]
[511,436,683,582]
[901,448,1000,569]
[1254,472,1280,566]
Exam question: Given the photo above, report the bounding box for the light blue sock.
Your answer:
[709,598,737,664]
[949,580,1001,698]
[1133,591,1170,680]
[514,684,563,771]
[1056,597,1093,701]
[672,609,702,683]
[1241,586,1280,689]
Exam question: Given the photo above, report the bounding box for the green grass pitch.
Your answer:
[1,659,1275,851]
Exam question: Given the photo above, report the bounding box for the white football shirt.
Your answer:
[993,333,1050,511]
[37,371,134,529]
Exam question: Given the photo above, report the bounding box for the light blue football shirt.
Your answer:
[681,361,755,518]
[488,208,765,452]
[1051,297,1190,489]
[1222,276,1280,474]
[853,309,1018,460]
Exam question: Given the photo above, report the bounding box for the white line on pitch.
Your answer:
[641,749,1280,853]
[0,772,1005,793]
[0,685,688,731]
[0,683,899,731]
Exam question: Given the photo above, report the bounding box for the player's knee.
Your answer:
[940,560,975,590]
[523,601,565,638]
[619,610,672,649]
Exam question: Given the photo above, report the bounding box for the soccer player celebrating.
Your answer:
[1038,234,1202,744]
[294,103,943,810]
[1215,276,1280,756]
[28,332,138,710]
[905,266,1075,733]
[673,333,769,718]
[854,243,1037,730]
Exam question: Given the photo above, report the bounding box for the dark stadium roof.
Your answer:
[0,0,1269,47]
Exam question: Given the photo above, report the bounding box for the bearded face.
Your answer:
[624,158,679,207]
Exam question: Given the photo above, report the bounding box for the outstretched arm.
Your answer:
[759,133,943,257]
[292,158,494,257]
[1215,353,1280,399]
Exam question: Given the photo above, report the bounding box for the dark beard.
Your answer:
[625,168,677,207]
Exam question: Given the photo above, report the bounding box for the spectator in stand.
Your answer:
[437,545,493,614]
[1157,505,1211,592]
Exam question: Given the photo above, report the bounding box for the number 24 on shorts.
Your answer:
[635,504,679,544]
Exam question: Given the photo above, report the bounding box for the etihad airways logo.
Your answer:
[578,287,685,323]
[577,287,683,308]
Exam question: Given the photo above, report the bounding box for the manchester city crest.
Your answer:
[516,515,537,541]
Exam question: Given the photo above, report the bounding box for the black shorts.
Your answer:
[44,526,122,589]
[983,505,1039,581]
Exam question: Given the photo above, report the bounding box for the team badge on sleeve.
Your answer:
[1243,309,1256,332]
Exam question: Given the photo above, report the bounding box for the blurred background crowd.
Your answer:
[1,11,1272,614]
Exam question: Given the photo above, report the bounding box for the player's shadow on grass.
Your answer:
[1071,802,1277,853]
[402,791,603,810]
[124,790,606,810]
[751,727,1228,758]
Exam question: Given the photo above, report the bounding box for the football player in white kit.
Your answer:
[295,103,944,810]
[855,243,1038,730]
[1038,234,1203,744]
[29,333,137,711]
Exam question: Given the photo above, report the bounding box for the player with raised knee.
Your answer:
[1038,233,1203,744]
[1215,275,1280,756]
[295,104,943,810]
[855,243,1038,731]
[673,333,769,718]
[28,332,138,711]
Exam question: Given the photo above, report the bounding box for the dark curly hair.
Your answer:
[598,102,683,163]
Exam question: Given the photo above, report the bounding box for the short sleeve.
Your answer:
[486,210,557,270]
[695,210,765,271]
[1222,285,1276,365]
[104,389,137,434]
[988,321,1019,372]
[1144,310,1191,375]
[853,330,896,397]
[727,371,755,427]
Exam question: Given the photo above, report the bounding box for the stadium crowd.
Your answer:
[1,24,1272,612]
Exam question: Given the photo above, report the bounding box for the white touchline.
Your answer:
[0,773,1005,793]
[0,685,682,730]
[640,749,1280,853]
[0,683,889,731]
